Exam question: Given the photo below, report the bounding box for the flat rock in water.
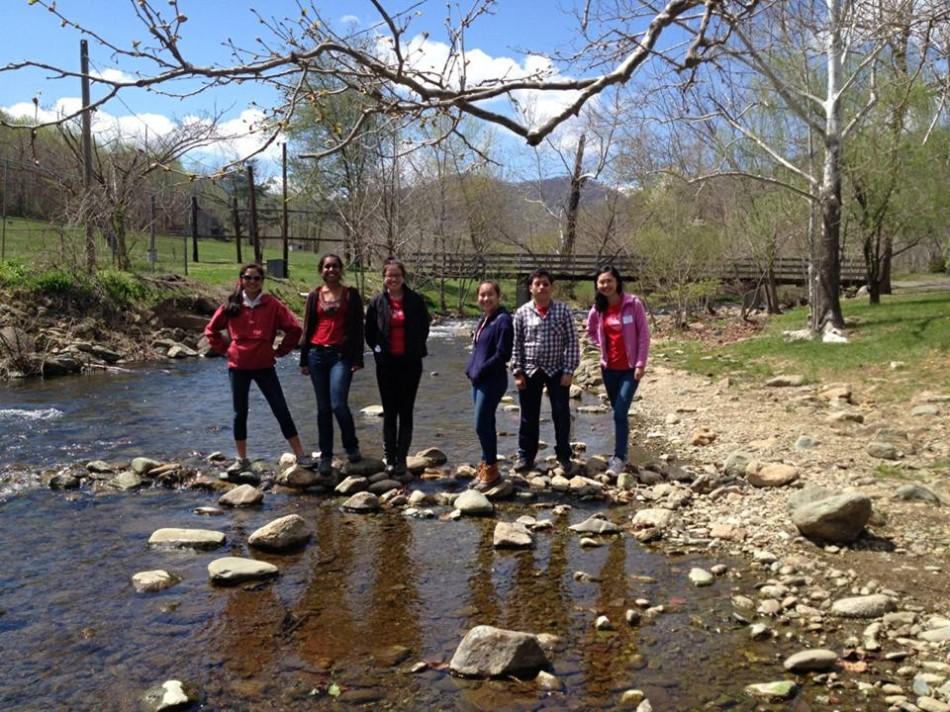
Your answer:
[783,649,838,672]
[109,471,146,491]
[831,594,896,618]
[148,528,225,550]
[132,570,179,593]
[368,479,402,495]
[415,447,447,466]
[493,522,534,549]
[483,478,516,500]
[748,463,799,488]
[248,514,312,551]
[131,457,163,475]
[86,460,114,473]
[689,567,714,587]
[341,458,386,477]
[791,493,871,543]
[745,681,798,701]
[455,490,494,516]
[218,484,263,507]
[335,475,369,495]
[208,556,278,584]
[449,625,550,678]
[142,680,197,712]
[569,515,621,535]
[342,491,380,513]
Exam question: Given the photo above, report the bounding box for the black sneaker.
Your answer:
[512,457,534,473]
[225,457,251,475]
[318,458,333,476]
[346,448,363,464]
[558,459,576,476]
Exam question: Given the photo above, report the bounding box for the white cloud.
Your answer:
[91,68,136,84]
[340,14,360,25]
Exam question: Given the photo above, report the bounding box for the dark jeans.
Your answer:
[517,369,572,464]
[228,367,298,441]
[601,368,639,460]
[307,346,358,459]
[375,355,423,463]
[472,375,507,465]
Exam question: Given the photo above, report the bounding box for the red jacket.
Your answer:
[204,294,302,370]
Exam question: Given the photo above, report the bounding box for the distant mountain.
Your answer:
[508,176,620,212]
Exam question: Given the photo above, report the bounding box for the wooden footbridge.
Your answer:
[407,251,866,303]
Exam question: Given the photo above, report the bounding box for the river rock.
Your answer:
[45,471,80,490]
[248,514,312,551]
[132,570,179,593]
[208,556,278,584]
[415,447,447,466]
[791,492,872,543]
[109,471,146,491]
[449,625,550,678]
[794,435,820,450]
[895,484,941,504]
[86,460,114,473]
[745,681,798,701]
[276,465,319,489]
[218,484,262,507]
[723,451,752,477]
[919,626,950,643]
[341,458,386,477]
[783,649,838,672]
[911,404,941,417]
[787,486,833,511]
[689,427,717,446]
[569,514,621,535]
[335,475,369,495]
[767,375,805,387]
[689,568,714,587]
[142,680,197,712]
[342,491,380,513]
[493,522,534,549]
[867,441,901,460]
[148,528,225,550]
[631,508,674,530]
[131,457,162,475]
[831,594,896,618]
[819,383,852,403]
[360,405,384,417]
[748,463,799,488]
[455,490,494,516]
[368,479,402,495]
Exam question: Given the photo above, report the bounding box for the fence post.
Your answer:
[281,142,289,276]
[247,164,261,265]
[191,195,199,263]
[148,194,157,271]
[1,159,7,261]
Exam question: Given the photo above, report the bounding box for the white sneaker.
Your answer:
[606,457,625,475]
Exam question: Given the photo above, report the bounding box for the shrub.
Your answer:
[0,260,29,287]
[96,269,148,304]
[33,269,80,294]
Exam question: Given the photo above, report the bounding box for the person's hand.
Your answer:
[515,373,527,390]
[300,366,309,376]
[560,372,573,387]
[634,367,645,380]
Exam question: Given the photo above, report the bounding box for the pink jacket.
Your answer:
[586,293,650,370]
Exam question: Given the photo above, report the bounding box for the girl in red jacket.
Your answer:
[204,263,312,476]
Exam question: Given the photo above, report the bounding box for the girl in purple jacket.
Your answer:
[586,266,650,475]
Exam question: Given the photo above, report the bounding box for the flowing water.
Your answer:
[0,324,823,710]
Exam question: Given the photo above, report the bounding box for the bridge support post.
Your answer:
[515,274,530,307]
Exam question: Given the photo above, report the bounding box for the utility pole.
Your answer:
[247,164,261,265]
[80,39,96,271]
[281,142,289,276]
[1,159,8,261]
[231,192,243,265]
[191,195,199,263]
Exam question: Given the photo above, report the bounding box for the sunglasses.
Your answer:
[241,274,262,281]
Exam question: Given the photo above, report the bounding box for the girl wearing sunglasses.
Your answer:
[204,263,311,477]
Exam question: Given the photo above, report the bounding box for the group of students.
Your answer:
[204,257,650,491]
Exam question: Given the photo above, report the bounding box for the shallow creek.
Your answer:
[0,324,850,710]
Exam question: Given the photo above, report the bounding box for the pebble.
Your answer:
[783,649,838,672]
[131,570,178,593]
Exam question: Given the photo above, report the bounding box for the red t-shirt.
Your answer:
[388,297,406,356]
[310,293,348,346]
[603,303,628,370]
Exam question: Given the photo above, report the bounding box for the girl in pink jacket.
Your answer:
[585,266,650,475]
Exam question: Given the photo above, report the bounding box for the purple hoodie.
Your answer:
[586,293,650,370]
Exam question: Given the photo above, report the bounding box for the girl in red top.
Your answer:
[298,254,365,477]
[204,263,311,477]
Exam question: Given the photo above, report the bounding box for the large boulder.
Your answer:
[248,514,312,551]
[790,493,871,543]
[449,625,550,678]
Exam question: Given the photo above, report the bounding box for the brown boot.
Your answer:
[474,463,501,492]
[469,462,488,489]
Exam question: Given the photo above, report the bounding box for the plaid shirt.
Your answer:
[511,299,580,377]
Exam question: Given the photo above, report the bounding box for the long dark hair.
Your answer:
[225,263,264,317]
[593,266,624,313]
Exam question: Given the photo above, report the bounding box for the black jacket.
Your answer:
[465,308,513,385]
[298,286,365,368]
[365,287,431,360]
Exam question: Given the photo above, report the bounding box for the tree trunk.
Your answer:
[561,133,586,258]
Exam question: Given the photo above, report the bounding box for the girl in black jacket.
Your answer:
[365,258,431,476]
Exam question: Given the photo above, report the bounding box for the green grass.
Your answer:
[658,291,950,402]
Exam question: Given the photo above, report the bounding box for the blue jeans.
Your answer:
[229,367,298,441]
[601,368,639,460]
[472,376,507,465]
[518,370,572,463]
[307,347,358,459]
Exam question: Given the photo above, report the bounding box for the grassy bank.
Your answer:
[658,291,950,403]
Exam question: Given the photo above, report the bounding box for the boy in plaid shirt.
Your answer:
[511,269,579,473]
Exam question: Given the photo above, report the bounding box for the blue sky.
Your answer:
[0,1,617,175]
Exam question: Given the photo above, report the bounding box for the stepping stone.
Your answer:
[208,556,278,584]
[148,528,225,550]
